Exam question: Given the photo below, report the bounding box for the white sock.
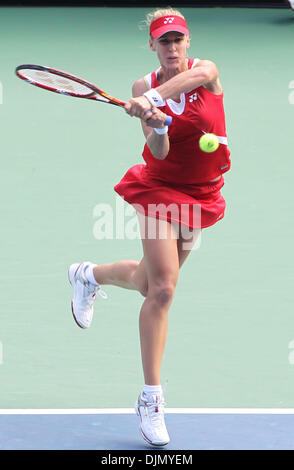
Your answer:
[83,263,99,286]
[142,384,163,397]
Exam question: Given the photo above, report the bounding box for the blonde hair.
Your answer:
[138,7,188,43]
[145,7,185,27]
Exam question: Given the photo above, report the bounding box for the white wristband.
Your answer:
[143,88,165,107]
[154,126,168,135]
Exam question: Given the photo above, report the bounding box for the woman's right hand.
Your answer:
[124,96,152,118]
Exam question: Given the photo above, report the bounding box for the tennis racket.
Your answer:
[15,64,173,126]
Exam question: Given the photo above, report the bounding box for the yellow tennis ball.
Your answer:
[199,133,220,153]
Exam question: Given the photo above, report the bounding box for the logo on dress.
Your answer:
[189,92,198,102]
[164,17,175,24]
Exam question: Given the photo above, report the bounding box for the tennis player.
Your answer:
[69,7,231,447]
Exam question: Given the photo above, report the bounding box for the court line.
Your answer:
[1,408,294,415]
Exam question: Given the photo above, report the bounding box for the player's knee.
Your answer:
[139,281,148,298]
[130,261,148,297]
[129,260,140,271]
[150,281,176,307]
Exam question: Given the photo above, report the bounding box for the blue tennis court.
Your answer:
[1,410,294,450]
[1,3,294,453]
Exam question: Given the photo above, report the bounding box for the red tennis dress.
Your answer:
[114,58,231,229]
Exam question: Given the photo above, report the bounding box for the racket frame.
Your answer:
[15,64,125,106]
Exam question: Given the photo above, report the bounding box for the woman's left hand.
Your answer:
[143,108,168,129]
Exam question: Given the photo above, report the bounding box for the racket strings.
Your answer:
[20,69,94,96]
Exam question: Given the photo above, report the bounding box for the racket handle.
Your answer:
[144,110,173,127]
[164,116,172,126]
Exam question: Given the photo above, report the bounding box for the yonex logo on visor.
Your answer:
[164,17,175,24]
[150,15,189,39]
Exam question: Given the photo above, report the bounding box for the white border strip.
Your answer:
[1,408,294,415]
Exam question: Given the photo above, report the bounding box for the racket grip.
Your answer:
[164,116,172,126]
[144,110,172,127]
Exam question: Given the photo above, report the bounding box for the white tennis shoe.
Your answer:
[135,392,170,447]
[68,262,107,329]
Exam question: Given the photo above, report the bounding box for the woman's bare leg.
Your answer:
[136,214,180,385]
[92,223,200,297]
[93,260,140,290]
[91,216,200,384]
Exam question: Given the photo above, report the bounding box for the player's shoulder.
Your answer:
[132,77,150,98]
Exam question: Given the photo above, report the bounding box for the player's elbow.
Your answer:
[194,61,218,84]
[154,151,168,160]
[150,147,169,160]
[147,137,169,160]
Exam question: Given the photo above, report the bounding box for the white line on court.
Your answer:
[1,408,294,415]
